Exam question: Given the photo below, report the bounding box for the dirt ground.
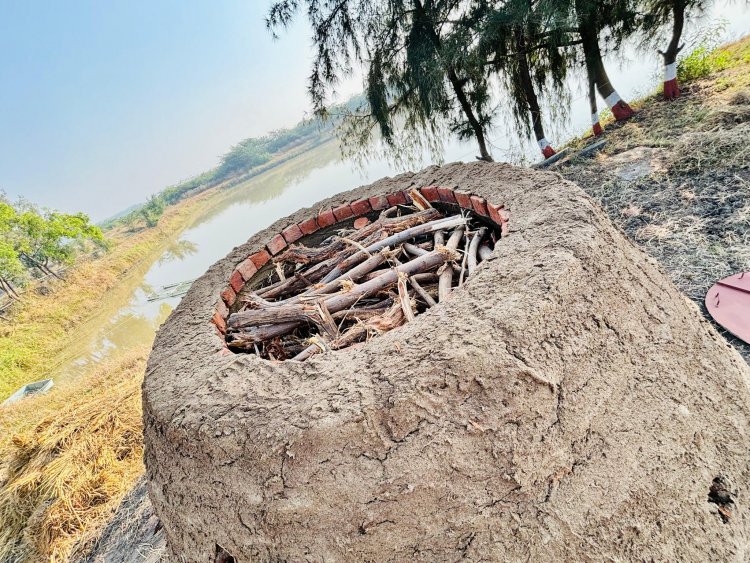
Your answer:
[560,80,750,363]
[77,478,164,563]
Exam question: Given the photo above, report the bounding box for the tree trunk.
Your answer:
[575,0,634,121]
[588,67,603,136]
[412,0,493,162]
[514,27,556,158]
[21,252,62,279]
[661,0,686,99]
[446,68,493,161]
[0,277,21,300]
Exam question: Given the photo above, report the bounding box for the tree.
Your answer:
[0,201,24,299]
[477,0,578,158]
[0,197,105,288]
[268,0,497,162]
[139,195,166,228]
[573,0,638,122]
[640,0,708,99]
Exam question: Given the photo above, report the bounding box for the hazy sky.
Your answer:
[0,1,329,220]
[0,1,747,220]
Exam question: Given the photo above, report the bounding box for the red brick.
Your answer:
[211,311,227,334]
[454,190,473,209]
[318,207,336,228]
[386,191,408,206]
[350,198,372,216]
[267,233,287,255]
[487,203,510,235]
[236,257,257,281]
[250,249,271,269]
[368,194,389,210]
[353,217,370,229]
[298,217,319,235]
[282,224,303,244]
[470,195,488,217]
[333,203,354,221]
[421,186,440,202]
[215,298,229,319]
[220,286,236,307]
[403,190,414,204]
[229,269,244,293]
[437,186,457,204]
[491,205,511,236]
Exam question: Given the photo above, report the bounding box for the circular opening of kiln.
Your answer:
[213,187,507,361]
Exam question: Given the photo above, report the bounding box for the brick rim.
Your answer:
[210,187,511,340]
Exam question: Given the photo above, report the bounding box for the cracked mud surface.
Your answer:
[143,161,750,561]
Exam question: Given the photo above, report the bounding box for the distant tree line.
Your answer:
[0,196,105,300]
[267,0,709,161]
[102,108,356,230]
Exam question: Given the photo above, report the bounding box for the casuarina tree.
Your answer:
[573,0,639,122]
[267,0,496,162]
[640,0,709,99]
[476,0,579,158]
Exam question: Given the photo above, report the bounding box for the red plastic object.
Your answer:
[705,272,750,345]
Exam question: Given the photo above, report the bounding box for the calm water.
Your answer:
[48,16,750,384]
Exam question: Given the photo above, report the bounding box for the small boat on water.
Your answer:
[2,378,54,406]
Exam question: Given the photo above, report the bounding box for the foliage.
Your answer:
[0,197,105,295]
[269,0,498,163]
[678,41,731,82]
[139,195,166,228]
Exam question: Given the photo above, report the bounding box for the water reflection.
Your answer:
[158,239,199,265]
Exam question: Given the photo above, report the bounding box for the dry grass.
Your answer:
[0,348,147,562]
[561,35,750,363]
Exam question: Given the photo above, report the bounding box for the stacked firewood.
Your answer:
[225,191,498,361]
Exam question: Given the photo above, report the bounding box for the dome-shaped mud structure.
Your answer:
[144,162,750,561]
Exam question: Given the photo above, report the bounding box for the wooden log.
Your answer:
[404,242,428,257]
[275,208,439,266]
[265,210,441,300]
[467,227,487,276]
[226,322,301,349]
[458,234,470,287]
[438,227,464,302]
[228,304,316,329]
[320,215,466,284]
[335,304,405,350]
[266,250,390,308]
[478,244,493,261]
[411,272,439,284]
[409,276,437,307]
[232,249,458,335]
[332,305,392,322]
[327,248,457,310]
[397,273,415,322]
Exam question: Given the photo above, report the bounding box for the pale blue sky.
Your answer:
[0,1,322,219]
[0,1,747,220]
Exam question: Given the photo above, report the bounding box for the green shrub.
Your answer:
[678,44,731,82]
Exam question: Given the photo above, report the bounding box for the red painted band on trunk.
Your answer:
[611,101,634,122]
[592,122,603,136]
[542,145,556,159]
[663,79,680,100]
